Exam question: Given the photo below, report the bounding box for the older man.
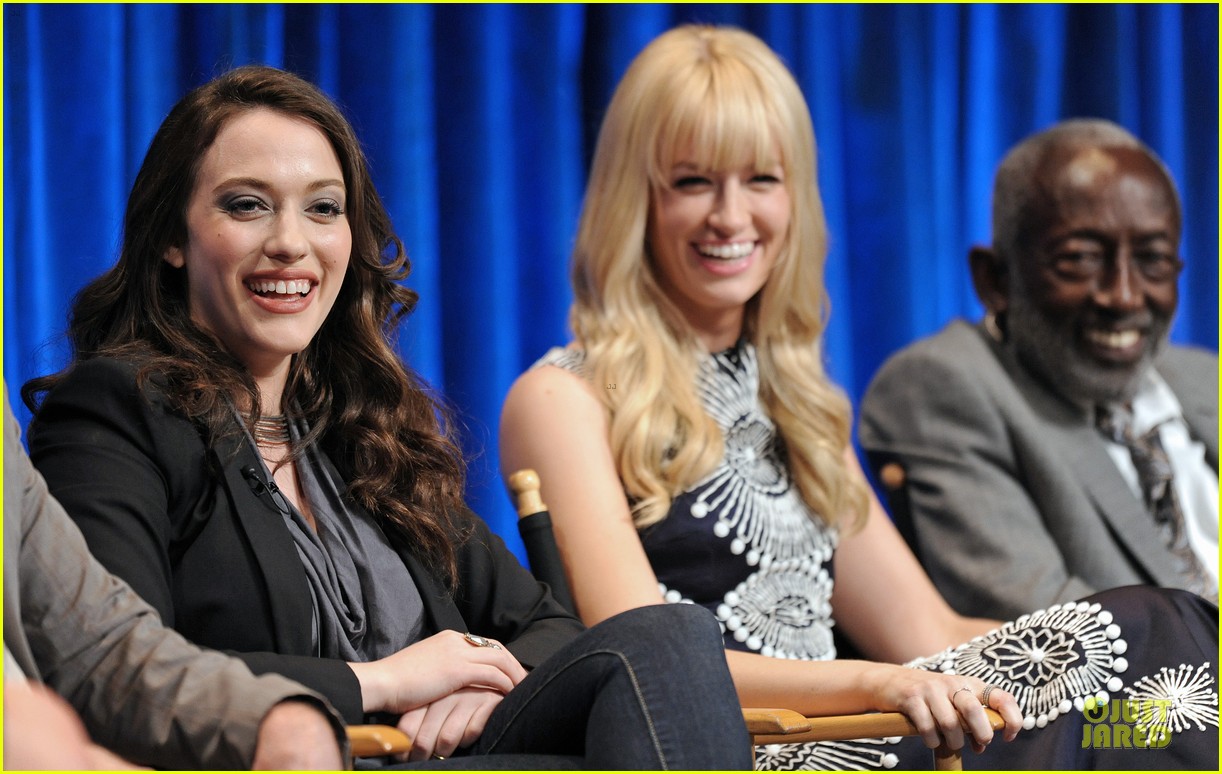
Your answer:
[859,119,1218,620]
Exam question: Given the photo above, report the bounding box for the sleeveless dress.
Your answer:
[537,343,1219,770]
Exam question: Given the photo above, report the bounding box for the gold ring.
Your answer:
[951,686,974,703]
[463,632,503,650]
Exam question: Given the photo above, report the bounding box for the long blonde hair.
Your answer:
[570,25,867,531]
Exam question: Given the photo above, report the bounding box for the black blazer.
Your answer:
[29,357,584,723]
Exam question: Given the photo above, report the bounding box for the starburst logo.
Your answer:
[1123,663,1219,733]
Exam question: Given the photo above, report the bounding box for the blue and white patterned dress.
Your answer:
[537,342,1218,770]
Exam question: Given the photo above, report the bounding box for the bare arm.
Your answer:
[347,631,526,715]
[831,450,1000,663]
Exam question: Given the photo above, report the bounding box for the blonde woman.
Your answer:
[502,25,1218,770]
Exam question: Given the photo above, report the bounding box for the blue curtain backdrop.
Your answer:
[4,3,1217,562]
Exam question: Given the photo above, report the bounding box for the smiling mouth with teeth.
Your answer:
[696,242,756,260]
[247,279,313,297]
[1085,329,1141,349]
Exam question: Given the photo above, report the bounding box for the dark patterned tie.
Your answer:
[1096,405,1217,602]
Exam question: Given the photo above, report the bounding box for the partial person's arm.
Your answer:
[252,699,346,769]
[858,327,1097,619]
[1,681,339,770]
[499,364,1022,752]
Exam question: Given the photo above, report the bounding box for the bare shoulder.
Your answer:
[500,359,615,476]
[503,361,605,424]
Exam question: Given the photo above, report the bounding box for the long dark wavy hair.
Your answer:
[23,65,468,583]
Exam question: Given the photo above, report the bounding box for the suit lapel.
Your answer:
[1045,418,1184,586]
[1159,355,1219,472]
[998,343,1185,587]
[215,436,317,655]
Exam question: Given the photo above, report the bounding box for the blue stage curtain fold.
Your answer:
[4,3,1216,560]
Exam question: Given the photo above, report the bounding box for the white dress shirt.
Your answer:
[1102,369,1219,588]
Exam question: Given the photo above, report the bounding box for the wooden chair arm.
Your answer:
[742,707,813,734]
[347,724,412,758]
[750,708,1004,771]
[751,707,1005,745]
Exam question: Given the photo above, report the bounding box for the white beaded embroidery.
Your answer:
[907,601,1123,727]
[1122,662,1219,733]
[685,345,838,661]
[754,738,901,771]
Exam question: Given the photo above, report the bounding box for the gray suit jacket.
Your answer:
[3,394,345,768]
[859,320,1218,620]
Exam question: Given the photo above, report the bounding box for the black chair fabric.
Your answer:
[517,510,578,614]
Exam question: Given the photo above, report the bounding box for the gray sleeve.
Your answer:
[859,337,1096,620]
[6,395,348,769]
[4,645,27,682]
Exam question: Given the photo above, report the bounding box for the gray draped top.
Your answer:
[242,414,424,662]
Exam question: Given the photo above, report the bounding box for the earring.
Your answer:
[983,311,1005,343]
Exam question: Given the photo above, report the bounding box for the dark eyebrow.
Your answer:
[212,176,346,194]
[309,178,347,192]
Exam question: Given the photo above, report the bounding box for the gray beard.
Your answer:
[1006,295,1170,406]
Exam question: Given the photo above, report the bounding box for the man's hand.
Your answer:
[252,699,344,770]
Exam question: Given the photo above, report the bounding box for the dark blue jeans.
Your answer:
[388,603,752,770]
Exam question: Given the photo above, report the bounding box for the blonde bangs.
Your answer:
[647,59,785,187]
